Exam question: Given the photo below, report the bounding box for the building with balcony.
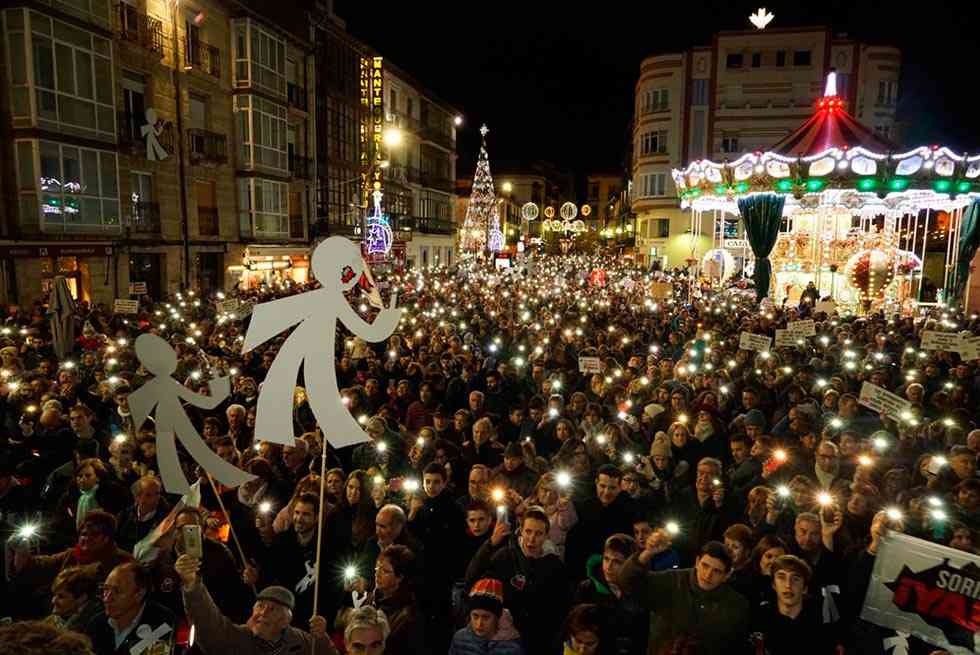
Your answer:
[382,64,459,269]
[0,0,318,304]
[585,173,624,231]
[631,26,900,268]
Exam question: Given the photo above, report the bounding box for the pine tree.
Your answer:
[461,124,501,253]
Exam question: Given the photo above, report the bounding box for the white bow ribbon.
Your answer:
[352,590,368,609]
[295,560,316,594]
[130,622,172,655]
[821,585,840,623]
[882,631,910,655]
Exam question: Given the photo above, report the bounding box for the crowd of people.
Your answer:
[1,253,978,655]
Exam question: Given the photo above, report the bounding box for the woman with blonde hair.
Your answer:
[516,472,577,560]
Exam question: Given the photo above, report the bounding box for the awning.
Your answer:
[243,245,311,260]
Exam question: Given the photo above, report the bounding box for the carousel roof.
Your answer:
[671,72,980,215]
[770,89,895,157]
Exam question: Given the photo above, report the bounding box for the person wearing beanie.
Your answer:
[448,578,523,655]
[490,441,539,499]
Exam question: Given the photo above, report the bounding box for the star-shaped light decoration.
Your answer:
[749,7,774,30]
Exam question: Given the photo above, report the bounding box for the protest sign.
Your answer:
[128,282,147,296]
[649,282,672,299]
[237,299,256,317]
[859,382,911,422]
[815,300,837,315]
[578,356,602,374]
[787,319,816,337]
[862,531,980,654]
[921,330,962,352]
[739,332,772,352]
[959,336,980,362]
[774,329,797,348]
[114,299,140,314]
[217,299,239,315]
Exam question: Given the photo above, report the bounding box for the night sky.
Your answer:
[336,1,980,193]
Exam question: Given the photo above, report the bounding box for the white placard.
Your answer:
[237,299,256,317]
[815,300,837,315]
[859,381,911,422]
[920,330,961,352]
[862,531,980,655]
[958,336,980,362]
[739,332,772,352]
[114,299,140,314]
[217,299,239,315]
[578,356,602,374]
[787,319,816,337]
[724,239,749,249]
[129,282,147,296]
[774,329,797,348]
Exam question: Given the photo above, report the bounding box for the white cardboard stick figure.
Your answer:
[243,236,402,448]
[141,108,169,162]
[130,334,255,495]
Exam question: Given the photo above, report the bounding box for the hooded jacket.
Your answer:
[448,609,524,655]
[574,554,650,655]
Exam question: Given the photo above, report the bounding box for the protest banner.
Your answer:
[739,332,772,352]
[921,330,962,352]
[774,329,797,348]
[859,382,911,422]
[578,356,602,374]
[787,319,816,337]
[862,531,980,654]
[114,299,140,314]
[128,282,147,296]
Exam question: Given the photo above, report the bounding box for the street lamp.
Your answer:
[502,181,513,194]
[454,115,463,127]
[383,127,403,147]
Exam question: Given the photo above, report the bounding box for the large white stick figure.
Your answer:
[141,108,169,162]
[243,237,402,448]
[129,334,255,495]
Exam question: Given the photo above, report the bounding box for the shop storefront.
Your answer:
[232,245,311,290]
[0,243,114,306]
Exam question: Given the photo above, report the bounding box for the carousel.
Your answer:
[672,72,980,312]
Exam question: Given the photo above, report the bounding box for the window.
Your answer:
[238,178,288,238]
[726,53,743,69]
[691,109,706,158]
[6,10,114,139]
[691,79,708,106]
[25,139,120,233]
[189,93,207,130]
[877,80,898,106]
[236,95,288,172]
[121,70,145,141]
[406,97,413,117]
[751,52,761,68]
[37,0,111,29]
[655,218,669,238]
[233,19,286,96]
[130,171,153,226]
[793,50,812,67]
[640,173,666,198]
[390,88,397,112]
[642,88,670,113]
[640,130,668,156]
[722,134,739,153]
[589,183,600,200]
[776,50,787,67]
[837,73,851,98]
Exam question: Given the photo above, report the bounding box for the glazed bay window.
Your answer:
[236,94,288,173]
[4,9,115,140]
[239,178,288,239]
[15,139,120,234]
[232,18,285,97]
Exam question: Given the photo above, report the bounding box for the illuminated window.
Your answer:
[236,94,288,172]
[232,19,285,96]
[239,178,288,238]
[640,130,668,156]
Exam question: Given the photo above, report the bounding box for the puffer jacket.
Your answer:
[448,609,524,655]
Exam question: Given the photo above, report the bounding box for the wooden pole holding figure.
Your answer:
[311,428,329,619]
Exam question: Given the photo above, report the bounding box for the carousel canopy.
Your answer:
[672,72,980,215]
[771,73,895,157]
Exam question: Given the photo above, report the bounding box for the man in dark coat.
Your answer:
[84,561,177,655]
[565,464,638,581]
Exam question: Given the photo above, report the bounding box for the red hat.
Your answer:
[469,578,504,617]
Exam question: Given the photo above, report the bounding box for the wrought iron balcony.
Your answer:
[418,171,454,193]
[187,129,228,165]
[130,201,160,233]
[420,124,454,150]
[185,38,221,78]
[115,4,164,56]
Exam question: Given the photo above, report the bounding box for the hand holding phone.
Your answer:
[179,524,204,559]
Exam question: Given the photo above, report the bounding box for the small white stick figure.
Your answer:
[243,236,402,448]
[141,108,169,161]
[129,334,254,495]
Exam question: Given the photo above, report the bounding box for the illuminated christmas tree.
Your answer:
[461,124,499,253]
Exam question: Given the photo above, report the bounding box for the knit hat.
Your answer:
[650,435,671,458]
[743,409,766,429]
[256,585,295,610]
[468,578,504,617]
[643,403,665,420]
